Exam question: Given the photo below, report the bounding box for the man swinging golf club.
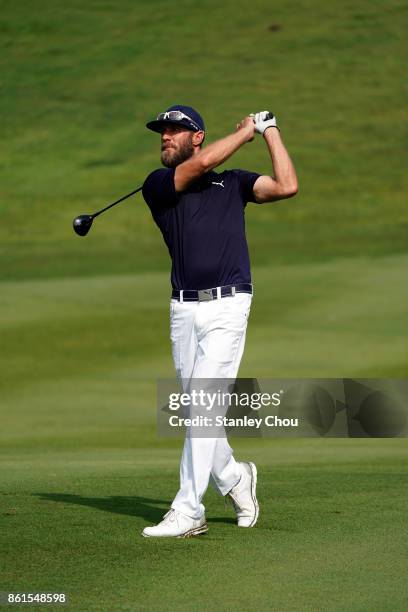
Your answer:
[142,105,298,537]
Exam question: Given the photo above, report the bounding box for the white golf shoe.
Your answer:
[142,509,208,538]
[227,462,259,527]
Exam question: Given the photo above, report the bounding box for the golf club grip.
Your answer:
[251,112,274,122]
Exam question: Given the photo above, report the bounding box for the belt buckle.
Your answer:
[198,288,214,301]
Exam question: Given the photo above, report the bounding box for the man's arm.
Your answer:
[174,116,255,192]
[253,129,298,203]
[252,112,298,203]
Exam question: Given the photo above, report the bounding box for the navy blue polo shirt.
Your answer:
[142,168,260,290]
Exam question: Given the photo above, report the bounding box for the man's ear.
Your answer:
[192,131,205,147]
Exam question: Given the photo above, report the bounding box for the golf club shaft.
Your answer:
[92,185,143,218]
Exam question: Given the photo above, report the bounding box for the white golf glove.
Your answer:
[251,111,279,134]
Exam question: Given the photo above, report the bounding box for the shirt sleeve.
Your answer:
[142,168,180,212]
[232,169,261,204]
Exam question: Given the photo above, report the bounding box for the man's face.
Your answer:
[160,125,195,168]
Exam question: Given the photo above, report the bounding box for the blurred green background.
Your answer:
[1,1,407,610]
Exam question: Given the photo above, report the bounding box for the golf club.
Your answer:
[73,113,275,237]
[73,185,142,236]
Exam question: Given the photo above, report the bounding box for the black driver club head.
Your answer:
[73,214,94,236]
[72,185,142,236]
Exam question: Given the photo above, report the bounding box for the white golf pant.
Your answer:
[169,292,252,519]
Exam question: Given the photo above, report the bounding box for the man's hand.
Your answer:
[252,111,278,135]
[236,116,255,142]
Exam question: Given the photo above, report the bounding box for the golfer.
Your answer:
[141,105,298,537]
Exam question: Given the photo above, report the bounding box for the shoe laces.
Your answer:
[162,509,178,524]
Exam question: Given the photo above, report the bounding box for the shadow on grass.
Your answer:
[207,516,235,525]
[34,493,235,525]
[35,493,171,522]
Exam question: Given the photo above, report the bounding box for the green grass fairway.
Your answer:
[1,255,407,610]
[1,441,408,611]
[1,0,407,609]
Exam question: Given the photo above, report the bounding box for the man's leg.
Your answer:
[142,299,204,537]
[208,299,250,496]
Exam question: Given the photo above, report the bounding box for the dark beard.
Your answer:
[161,138,194,168]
